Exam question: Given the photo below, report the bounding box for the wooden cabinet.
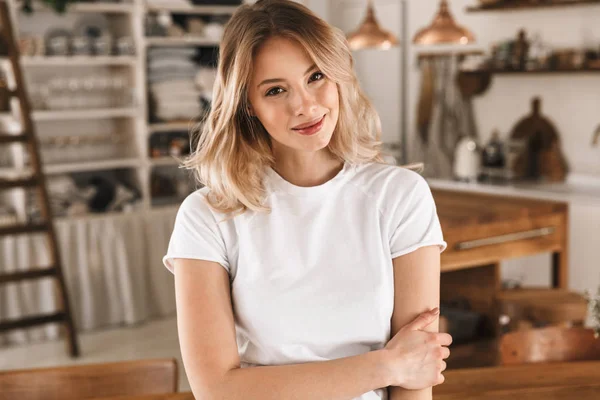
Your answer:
[502,202,600,299]
[433,189,570,332]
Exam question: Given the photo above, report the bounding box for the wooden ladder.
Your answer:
[0,0,79,357]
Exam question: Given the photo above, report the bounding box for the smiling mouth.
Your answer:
[292,115,325,130]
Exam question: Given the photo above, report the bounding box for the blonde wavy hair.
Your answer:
[183,0,419,216]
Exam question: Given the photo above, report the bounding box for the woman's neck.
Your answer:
[272,150,344,188]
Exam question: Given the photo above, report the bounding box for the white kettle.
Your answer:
[453,136,481,182]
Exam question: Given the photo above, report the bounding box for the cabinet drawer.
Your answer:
[441,214,566,272]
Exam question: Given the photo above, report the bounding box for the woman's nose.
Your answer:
[290,87,318,116]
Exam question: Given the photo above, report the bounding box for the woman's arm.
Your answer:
[175,258,392,400]
[388,245,442,400]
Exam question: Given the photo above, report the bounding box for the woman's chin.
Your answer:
[295,130,333,152]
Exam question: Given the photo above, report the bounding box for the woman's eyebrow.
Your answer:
[257,64,317,88]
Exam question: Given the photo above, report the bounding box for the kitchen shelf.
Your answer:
[0,167,33,179]
[44,158,140,174]
[467,0,600,12]
[145,36,221,47]
[32,108,138,121]
[149,156,181,167]
[21,56,137,67]
[6,0,240,216]
[16,1,135,14]
[54,208,140,223]
[146,4,239,15]
[148,122,194,134]
[416,46,486,59]
[461,67,600,75]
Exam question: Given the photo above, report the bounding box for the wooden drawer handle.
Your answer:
[455,227,556,250]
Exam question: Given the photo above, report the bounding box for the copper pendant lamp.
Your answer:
[413,0,475,45]
[347,0,398,51]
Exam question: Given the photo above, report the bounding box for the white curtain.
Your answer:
[0,208,178,347]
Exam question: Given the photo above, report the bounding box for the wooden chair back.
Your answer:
[500,327,600,365]
[0,358,178,400]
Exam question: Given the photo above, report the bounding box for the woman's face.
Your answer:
[248,36,339,157]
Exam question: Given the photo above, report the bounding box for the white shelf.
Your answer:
[148,122,194,134]
[145,36,221,47]
[44,158,140,175]
[0,168,33,179]
[7,0,241,216]
[16,1,134,14]
[146,4,239,15]
[32,108,138,121]
[149,156,180,166]
[415,45,486,57]
[21,56,137,67]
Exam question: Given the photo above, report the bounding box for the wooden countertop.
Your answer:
[91,361,600,400]
[432,189,566,229]
[428,175,600,206]
[435,360,600,399]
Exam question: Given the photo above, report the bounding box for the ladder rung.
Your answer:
[0,266,57,284]
[0,222,48,236]
[0,176,37,189]
[0,134,27,144]
[0,312,67,332]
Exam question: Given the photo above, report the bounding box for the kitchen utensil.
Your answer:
[44,28,71,56]
[453,136,481,182]
[417,58,435,145]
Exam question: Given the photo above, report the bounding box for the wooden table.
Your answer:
[433,189,569,328]
[94,394,194,400]
[435,360,600,399]
[92,361,600,400]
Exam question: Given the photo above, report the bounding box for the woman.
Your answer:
[163,1,451,399]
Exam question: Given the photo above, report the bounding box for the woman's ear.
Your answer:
[247,105,255,117]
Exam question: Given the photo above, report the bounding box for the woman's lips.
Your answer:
[291,115,325,136]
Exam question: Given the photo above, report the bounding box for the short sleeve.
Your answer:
[162,191,230,275]
[388,173,447,258]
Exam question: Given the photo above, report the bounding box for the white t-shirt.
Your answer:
[163,161,447,400]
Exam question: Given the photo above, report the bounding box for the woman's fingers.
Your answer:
[441,346,450,360]
[435,332,453,347]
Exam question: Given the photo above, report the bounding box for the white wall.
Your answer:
[309,0,600,177]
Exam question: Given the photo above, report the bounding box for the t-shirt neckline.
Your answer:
[266,161,353,196]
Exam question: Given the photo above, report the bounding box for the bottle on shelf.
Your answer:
[480,130,506,182]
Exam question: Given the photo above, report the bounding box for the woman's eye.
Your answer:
[309,72,324,82]
[266,87,284,97]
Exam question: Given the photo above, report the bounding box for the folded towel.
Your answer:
[148,58,197,70]
[148,65,197,77]
[148,48,197,58]
[151,79,199,92]
[149,73,197,84]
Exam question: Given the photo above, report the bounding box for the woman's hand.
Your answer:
[381,308,452,390]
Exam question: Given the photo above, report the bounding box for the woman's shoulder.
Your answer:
[176,186,249,226]
[179,186,210,209]
[347,161,434,216]
[352,162,427,193]
[175,186,219,222]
